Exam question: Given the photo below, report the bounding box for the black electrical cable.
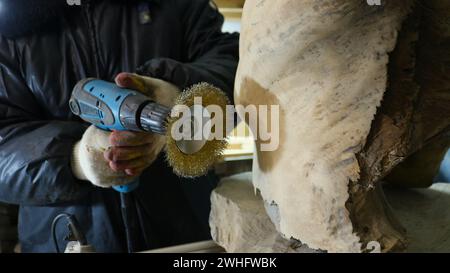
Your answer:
[134,195,151,249]
[120,192,135,253]
[51,213,72,253]
[51,213,88,253]
[52,194,138,253]
[52,195,137,253]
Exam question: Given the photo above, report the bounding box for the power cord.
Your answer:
[51,213,88,253]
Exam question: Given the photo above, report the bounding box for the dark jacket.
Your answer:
[0,0,239,252]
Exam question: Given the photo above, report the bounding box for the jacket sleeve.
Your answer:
[0,37,92,206]
[136,0,239,102]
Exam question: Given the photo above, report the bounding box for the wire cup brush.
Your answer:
[166,82,230,177]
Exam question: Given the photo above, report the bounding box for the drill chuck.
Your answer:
[140,103,171,134]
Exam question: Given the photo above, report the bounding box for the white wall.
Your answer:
[223,19,241,33]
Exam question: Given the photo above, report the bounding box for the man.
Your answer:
[0,0,239,252]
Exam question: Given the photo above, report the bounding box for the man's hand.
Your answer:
[103,73,180,177]
[104,130,165,177]
[71,73,180,187]
[71,125,135,188]
[115,72,180,108]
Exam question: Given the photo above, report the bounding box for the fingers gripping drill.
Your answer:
[69,78,170,193]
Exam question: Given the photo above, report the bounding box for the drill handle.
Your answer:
[113,180,139,193]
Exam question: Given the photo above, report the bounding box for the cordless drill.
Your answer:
[69,78,172,193]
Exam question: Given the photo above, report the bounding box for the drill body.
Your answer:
[69,78,171,193]
[69,78,170,134]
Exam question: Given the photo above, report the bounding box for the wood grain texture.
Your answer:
[211,0,449,253]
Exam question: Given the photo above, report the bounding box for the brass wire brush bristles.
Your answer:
[165,83,230,178]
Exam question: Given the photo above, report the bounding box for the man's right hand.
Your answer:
[71,125,136,188]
